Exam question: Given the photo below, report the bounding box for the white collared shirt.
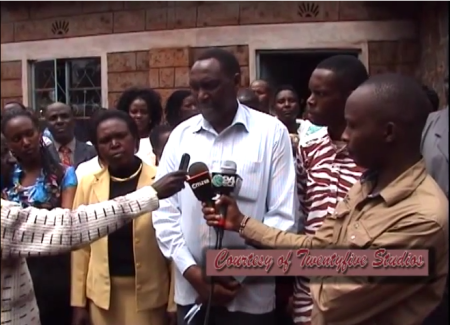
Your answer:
[152,103,297,314]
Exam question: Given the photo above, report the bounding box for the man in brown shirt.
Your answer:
[203,73,448,325]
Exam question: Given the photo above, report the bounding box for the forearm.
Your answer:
[1,186,159,258]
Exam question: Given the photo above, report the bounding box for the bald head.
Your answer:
[343,73,430,169]
[238,88,260,111]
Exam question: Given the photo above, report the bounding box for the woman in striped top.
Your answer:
[292,55,368,325]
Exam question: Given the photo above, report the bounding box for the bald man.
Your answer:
[43,102,96,168]
[238,88,260,111]
[204,73,448,325]
[251,79,272,114]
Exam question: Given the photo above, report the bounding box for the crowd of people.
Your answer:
[1,47,448,325]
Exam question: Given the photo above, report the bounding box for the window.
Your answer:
[29,57,102,117]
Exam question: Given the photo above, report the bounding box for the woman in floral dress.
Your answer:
[1,107,78,325]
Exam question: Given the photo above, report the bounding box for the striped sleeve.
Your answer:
[1,186,159,259]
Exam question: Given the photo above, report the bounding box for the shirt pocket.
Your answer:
[236,161,263,202]
[347,220,373,248]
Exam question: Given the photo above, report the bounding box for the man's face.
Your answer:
[189,58,239,126]
[307,69,347,127]
[44,104,75,143]
[1,135,17,183]
[251,80,271,112]
[342,86,386,169]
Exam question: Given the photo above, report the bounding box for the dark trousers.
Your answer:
[177,304,275,325]
[27,253,72,325]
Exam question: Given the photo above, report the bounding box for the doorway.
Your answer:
[257,49,360,117]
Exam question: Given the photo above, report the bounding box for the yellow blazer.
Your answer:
[70,164,176,312]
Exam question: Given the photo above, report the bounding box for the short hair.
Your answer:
[196,48,241,77]
[165,90,192,127]
[90,109,140,148]
[273,85,299,100]
[361,73,431,132]
[149,124,173,149]
[116,87,162,131]
[422,85,440,112]
[3,101,27,110]
[316,55,368,93]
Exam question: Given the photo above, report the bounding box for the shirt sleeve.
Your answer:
[0,186,159,259]
[311,216,447,324]
[296,144,308,233]
[152,131,197,275]
[61,166,78,189]
[264,124,297,233]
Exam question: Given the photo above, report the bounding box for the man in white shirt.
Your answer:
[153,48,296,325]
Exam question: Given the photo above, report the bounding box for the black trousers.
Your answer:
[177,304,275,325]
[27,253,72,325]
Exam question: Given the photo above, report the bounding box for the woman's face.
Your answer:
[128,98,150,135]
[3,116,41,160]
[179,95,198,123]
[96,118,138,169]
[274,90,300,124]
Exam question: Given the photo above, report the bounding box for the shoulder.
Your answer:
[412,175,448,229]
[61,165,78,188]
[424,108,448,133]
[142,162,157,179]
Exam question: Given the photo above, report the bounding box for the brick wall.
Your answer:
[107,45,249,116]
[368,40,419,77]
[417,2,448,107]
[1,61,22,109]
[1,2,412,44]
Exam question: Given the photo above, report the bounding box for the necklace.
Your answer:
[110,163,143,182]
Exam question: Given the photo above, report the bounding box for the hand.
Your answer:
[195,281,240,306]
[202,195,244,232]
[72,307,91,325]
[166,311,177,325]
[153,171,188,199]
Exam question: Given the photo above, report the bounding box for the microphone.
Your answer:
[186,162,215,208]
[178,153,191,172]
[211,160,242,222]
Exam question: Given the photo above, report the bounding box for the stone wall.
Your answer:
[417,2,448,107]
[1,1,411,44]
[1,61,22,108]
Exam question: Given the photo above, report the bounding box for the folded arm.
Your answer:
[0,186,159,259]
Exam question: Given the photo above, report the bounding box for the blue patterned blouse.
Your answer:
[2,163,78,209]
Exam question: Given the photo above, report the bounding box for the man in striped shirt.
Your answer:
[292,55,368,325]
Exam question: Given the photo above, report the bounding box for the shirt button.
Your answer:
[350,235,356,240]
[135,239,140,244]
[136,285,142,290]
[136,263,141,268]
[354,223,359,229]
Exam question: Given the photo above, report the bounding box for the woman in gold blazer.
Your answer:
[71,110,175,325]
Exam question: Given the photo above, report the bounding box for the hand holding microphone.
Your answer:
[202,195,245,233]
[152,153,190,199]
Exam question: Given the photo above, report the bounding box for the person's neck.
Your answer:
[284,120,298,133]
[210,103,238,134]
[372,152,422,194]
[20,156,42,173]
[139,129,150,139]
[327,123,346,142]
[109,157,141,179]
[55,135,74,146]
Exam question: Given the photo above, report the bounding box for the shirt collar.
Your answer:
[54,138,76,152]
[192,101,250,134]
[360,159,427,206]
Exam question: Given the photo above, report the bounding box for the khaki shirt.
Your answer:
[243,160,448,325]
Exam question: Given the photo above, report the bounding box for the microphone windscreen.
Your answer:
[187,162,215,203]
[188,162,209,177]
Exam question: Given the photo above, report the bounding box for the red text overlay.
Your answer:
[205,249,428,277]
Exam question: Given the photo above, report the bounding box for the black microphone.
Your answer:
[178,153,191,172]
[186,162,215,208]
[211,160,242,224]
